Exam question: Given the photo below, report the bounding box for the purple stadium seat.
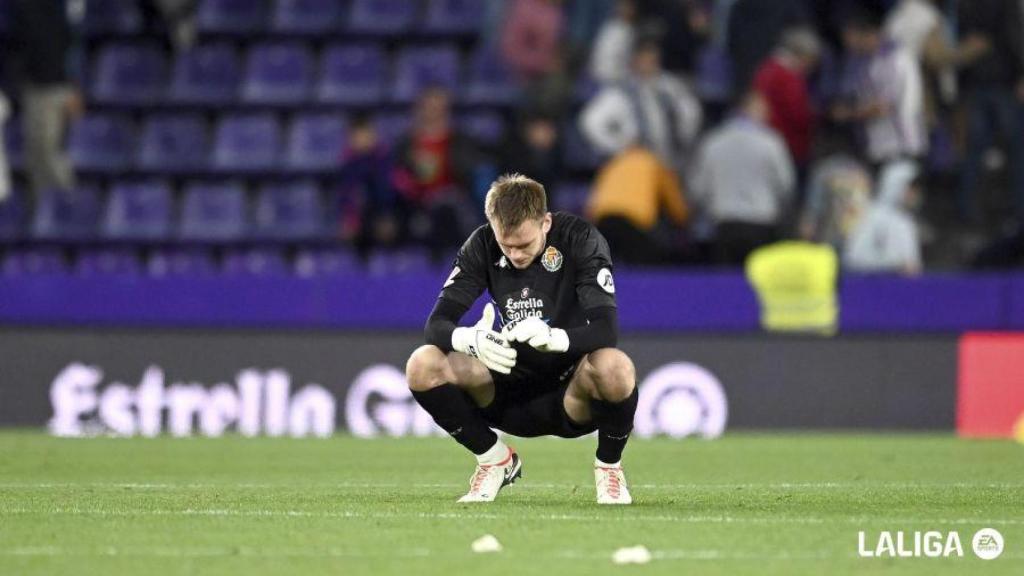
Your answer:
[101,181,174,241]
[254,181,324,240]
[0,189,27,240]
[271,0,344,34]
[695,45,734,103]
[464,47,519,105]
[137,114,210,171]
[170,43,241,103]
[69,114,135,171]
[3,116,22,169]
[285,114,346,170]
[197,0,268,34]
[348,0,417,35]
[316,44,386,105]
[222,248,290,276]
[179,182,247,241]
[391,44,460,103]
[458,111,506,146]
[148,248,218,277]
[83,0,143,34]
[92,44,166,104]
[2,248,68,276]
[367,248,432,276]
[294,248,359,277]
[75,248,142,276]
[241,42,314,104]
[372,113,412,148]
[422,0,484,34]
[553,181,591,215]
[212,114,281,171]
[32,187,103,241]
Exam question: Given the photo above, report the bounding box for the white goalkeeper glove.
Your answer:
[504,316,569,353]
[451,303,517,374]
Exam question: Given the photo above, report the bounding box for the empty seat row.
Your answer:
[0,182,340,243]
[5,111,507,173]
[83,0,485,37]
[91,42,517,106]
[1,245,438,277]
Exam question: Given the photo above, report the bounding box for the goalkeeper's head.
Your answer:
[485,173,552,270]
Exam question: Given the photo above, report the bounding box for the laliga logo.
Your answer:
[633,362,728,439]
[345,365,444,438]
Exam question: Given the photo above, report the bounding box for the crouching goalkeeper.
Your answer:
[405,174,637,504]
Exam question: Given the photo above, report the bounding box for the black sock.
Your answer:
[412,384,497,455]
[593,386,638,464]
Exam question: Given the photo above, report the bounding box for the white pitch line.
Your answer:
[0,481,1020,490]
[2,506,1023,526]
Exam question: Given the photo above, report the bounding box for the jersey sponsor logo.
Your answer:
[597,267,615,294]
[501,288,548,328]
[541,246,563,272]
[443,266,460,288]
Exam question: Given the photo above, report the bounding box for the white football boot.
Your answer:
[457,447,522,503]
[595,461,632,505]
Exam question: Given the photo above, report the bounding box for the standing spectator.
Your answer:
[586,146,690,265]
[692,91,796,265]
[500,0,565,82]
[391,88,483,259]
[579,38,702,172]
[753,27,821,170]
[844,160,923,275]
[338,115,399,259]
[955,0,1024,224]
[831,9,927,167]
[500,112,563,204]
[589,0,637,84]
[725,0,808,94]
[11,0,83,198]
[798,134,873,251]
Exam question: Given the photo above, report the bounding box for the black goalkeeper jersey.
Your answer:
[434,212,618,375]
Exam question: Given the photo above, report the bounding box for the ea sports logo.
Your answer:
[634,362,728,439]
[972,528,1004,560]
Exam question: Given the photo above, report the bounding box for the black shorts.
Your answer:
[477,358,598,439]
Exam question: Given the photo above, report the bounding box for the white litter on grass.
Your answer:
[612,545,652,565]
[471,534,502,554]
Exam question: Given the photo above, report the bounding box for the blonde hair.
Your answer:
[484,173,548,231]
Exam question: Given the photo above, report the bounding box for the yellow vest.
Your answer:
[746,241,838,334]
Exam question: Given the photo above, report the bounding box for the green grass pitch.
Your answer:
[0,432,1021,575]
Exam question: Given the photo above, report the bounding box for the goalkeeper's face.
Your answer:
[493,214,552,269]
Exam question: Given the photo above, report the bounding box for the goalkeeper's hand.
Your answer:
[451,303,517,374]
[504,317,569,353]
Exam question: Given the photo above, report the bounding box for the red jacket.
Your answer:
[753,56,814,165]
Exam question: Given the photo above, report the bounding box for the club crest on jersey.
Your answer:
[541,246,563,272]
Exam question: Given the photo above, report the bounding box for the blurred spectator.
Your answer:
[339,115,399,259]
[692,91,795,265]
[885,0,990,130]
[844,160,923,275]
[955,0,1024,224]
[11,0,84,198]
[391,87,482,259]
[579,38,702,171]
[799,134,872,251]
[500,112,563,201]
[0,91,10,202]
[586,146,689,265]
[501,0,565,81]
[589,0,637,84]
[565,0,616,66]
[832,8,926,167]
[141,0,198,52]
[753,27,821,169]
[523,45,575,121]
[636,0,712,75]
[726,0,808,94]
